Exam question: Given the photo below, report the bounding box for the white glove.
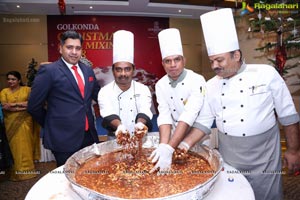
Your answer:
[115,124,127,136]
[149,143,174,174]
[178,141,190,151]
[93,143,100,156]
[134,122,145,130]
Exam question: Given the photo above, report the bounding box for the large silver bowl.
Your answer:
[64,133,223,200]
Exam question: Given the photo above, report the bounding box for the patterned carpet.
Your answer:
[0,162,56,200]
[282,174,300,200]
[0,161,299,200]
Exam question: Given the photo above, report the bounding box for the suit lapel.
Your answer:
[58,59,83,98]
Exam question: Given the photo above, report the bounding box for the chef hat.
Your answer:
[113,30,134,64]
[200,8,239,56]
[158,28,183,60]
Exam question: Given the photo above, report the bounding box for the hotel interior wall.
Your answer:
[0,14,298,113]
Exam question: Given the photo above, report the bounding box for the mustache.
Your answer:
[117,75,129,79]
[213,67,223,73]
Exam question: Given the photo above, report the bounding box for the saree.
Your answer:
[0,86,40,181]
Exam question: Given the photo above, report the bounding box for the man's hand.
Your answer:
[174,141,190,164]
[135,122,145,130]
[115,124,127,136]
[134,122,148,139]
[178,141,190,151]
[149,143,174,174]
[283,149,300,175]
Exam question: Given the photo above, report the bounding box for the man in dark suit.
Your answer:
[28,30,100,167]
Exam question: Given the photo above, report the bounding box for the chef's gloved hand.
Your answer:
[115,124,127,136]
[174,141,190,163]
[149,143,174,175]
[134,122,145,130]
[178,141,190,152]
[134,122,148,135]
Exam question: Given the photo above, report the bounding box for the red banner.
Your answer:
[47,16,168,78]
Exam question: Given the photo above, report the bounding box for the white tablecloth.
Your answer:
[25,163,255,200]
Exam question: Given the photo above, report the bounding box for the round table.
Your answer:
[25,163,255,200]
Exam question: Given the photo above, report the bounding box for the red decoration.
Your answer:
[58,0,66,15]
[275,27,287,76]
[275,45,287,76]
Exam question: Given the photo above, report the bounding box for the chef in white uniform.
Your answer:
[98,30,153,140]
[182,8,300,200]
[149,28,210,174]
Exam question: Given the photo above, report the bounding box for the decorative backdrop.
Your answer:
[47,16,169,79]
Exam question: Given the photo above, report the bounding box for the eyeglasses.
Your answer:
[163,56,183,65]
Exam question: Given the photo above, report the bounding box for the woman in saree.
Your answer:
[0,71,40,181]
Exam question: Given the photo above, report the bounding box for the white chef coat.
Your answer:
[98,80,153,134]
[156,69,206,130]
[206,63,299,137]
[191,63,299,200]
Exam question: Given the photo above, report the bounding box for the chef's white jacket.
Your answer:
[98,80,153,134]
[156,69,207,130]
[203,64,299,137]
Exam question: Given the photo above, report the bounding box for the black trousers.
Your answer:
[52,130,95,167]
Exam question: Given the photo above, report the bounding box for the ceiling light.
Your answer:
[16,5,20,8]
[178,9,181,13]
[89,6,93,9]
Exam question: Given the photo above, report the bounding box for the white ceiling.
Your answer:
[0,0,217,19]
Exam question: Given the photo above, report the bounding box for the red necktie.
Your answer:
[72,66,84,97]
[72,66,89,131]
